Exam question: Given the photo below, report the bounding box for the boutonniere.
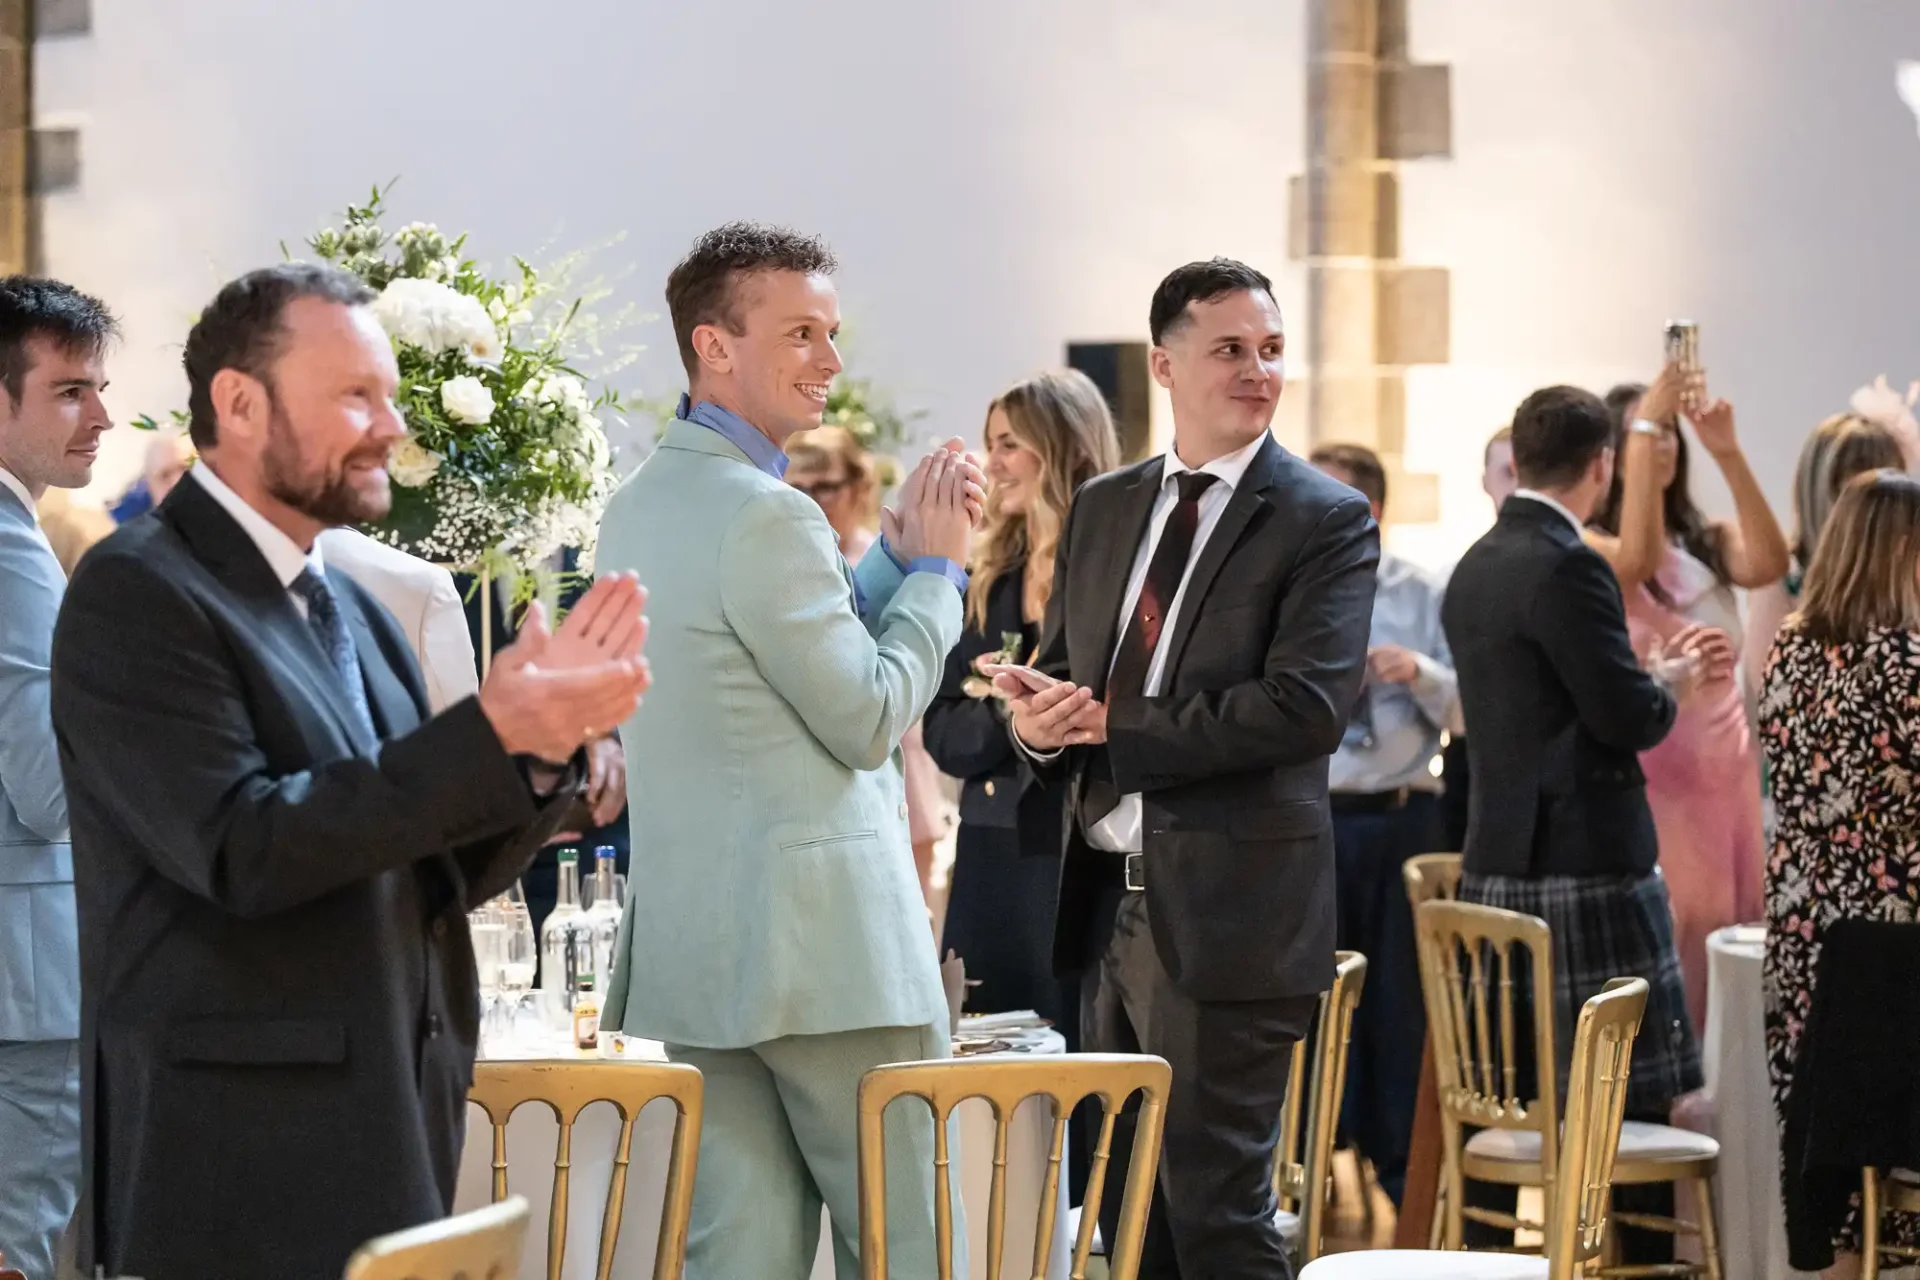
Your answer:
[962,631,1029,700]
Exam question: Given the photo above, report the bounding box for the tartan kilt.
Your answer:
[1460,870,1703,1117]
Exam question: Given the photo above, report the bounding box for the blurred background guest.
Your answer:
[1743,410,1905,698]
[321,528,478,714]
[788,424,951,906]
[108,429,194,524]
[1438,425,1516,853]
[1309,441,1458,1209]
[34,488,114,576]
[1761,469,1920,1272]
[921,369,1117,1032]
[1590,367,1788,1033]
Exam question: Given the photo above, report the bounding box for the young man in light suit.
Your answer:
[0,276,117,1280]
[598,222,982,1278]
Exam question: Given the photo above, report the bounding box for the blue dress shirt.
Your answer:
[676,394,968,596]
[1330,551,1460,795]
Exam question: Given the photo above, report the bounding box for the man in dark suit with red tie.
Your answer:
[995,258,1379,1278]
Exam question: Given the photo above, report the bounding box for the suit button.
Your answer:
[898,802,909,819]
[427,1013,443,1037]
[431,917,448,940]
[984,781,996,798]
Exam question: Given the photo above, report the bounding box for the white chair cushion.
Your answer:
[1894,1168,1920,1187]
[1465,1120,1719,1164]
[1276,1207,1300,1241]
[1300,1249,1549,1278]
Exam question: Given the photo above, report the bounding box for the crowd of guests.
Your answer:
[3,220,1920,1280]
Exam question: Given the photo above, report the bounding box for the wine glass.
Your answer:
[468,904,506,1051]
[496,903,538,1052]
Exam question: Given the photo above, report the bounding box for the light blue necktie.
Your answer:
[291,566,377,747]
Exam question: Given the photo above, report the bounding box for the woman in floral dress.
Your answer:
[1761,468,1920,1271]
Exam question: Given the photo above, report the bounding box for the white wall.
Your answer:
[34,1,1920,569]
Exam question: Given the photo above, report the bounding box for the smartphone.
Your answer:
[977,663,1060,694]
[1663,320,1700,375]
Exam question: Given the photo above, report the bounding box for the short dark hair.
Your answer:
[1309,441,1387,508]
[1148,257,1276,346]
[1510,385,1614,490]
[183,262,374,448]
[0,275,117,406]
[665,221,838,378]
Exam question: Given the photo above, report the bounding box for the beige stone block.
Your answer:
[1379,63,1452,160]
[1374,171,1399,259]
[36,0,91,38]
[1309,263,1378,369]
[1375,374,1407,453]
[1311,374,1379,447]
[1377,0,1409,60]
[28,125,78,194]
[1378,265,1450,366]
[1301,168,1381,259]
[0,0,26,43]
[1385,466,1440,525]
[1311,0,1378,58]
[1311,61,1378,163]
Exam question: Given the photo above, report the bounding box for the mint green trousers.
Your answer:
[667,1019,968,1279]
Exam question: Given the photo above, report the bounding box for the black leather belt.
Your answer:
[1088,851,1146,893]
[1331,787,1414,814]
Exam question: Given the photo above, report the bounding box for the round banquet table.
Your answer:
[454,1026,1074,1280]
[1701,923,1818,1279]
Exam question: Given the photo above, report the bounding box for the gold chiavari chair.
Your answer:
[1273,950,1370,1263]
[468,1060,703,1280]
[1298,978,1651,1278]
[1404,852,1463,908]
[342,1194,530,1280]
[1415,900,1724,1277]
[1860,1168,1920,1278]
[856,1052,1171,1280]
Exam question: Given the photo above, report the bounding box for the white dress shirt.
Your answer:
[0,465,37,518]
[189,465,324,617]
[1085,432,1269,853]
[1510,488,1586,538]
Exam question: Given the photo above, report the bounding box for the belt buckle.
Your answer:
[1124,852,1145,892]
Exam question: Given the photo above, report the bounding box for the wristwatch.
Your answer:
[1628,418,1664,437]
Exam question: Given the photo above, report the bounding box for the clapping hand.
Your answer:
[881,439,988,563]
[478,587,652,764]
[995,675,1107,750]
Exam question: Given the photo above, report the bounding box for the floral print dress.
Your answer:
[1760,622,1920,1254]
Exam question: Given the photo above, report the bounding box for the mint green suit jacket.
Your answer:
[598,420,962,1048]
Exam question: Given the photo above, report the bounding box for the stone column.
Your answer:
[0,0,29,274]
[1296,0,1450,525]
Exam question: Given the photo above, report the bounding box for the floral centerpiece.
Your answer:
[308,189,623,577]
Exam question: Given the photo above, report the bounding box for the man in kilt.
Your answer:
[1444,382,1727,1263]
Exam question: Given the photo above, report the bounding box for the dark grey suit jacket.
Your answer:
[1037,436,1379,1001]
[1442,496,1676,878]
[50,477,575,1280]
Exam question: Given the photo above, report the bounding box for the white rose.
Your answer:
[440,375,496,427]
[372,278,500,361]
[388,436,442,487]
[487,297,508,322]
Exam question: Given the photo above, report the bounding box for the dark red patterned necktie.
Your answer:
[1106,470,1218,701]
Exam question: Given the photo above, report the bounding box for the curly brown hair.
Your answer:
[665,221,838,378]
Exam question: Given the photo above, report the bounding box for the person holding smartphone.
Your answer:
[993,258,1379,1279]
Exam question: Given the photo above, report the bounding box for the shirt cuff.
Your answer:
[881,535,969,596]
[1009,718,1065,763]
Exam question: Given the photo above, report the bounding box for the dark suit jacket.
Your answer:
[50,478,575,1280]
[1441,496,1676,878]
[1036,436,1379,1001]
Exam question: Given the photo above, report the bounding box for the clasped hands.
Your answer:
[986,669,1108,752]
[477,571,652,764]
[880,437,987,563]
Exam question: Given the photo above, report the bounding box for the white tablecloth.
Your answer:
[454,1029,1073,1280]
[1702,923,1814,1279]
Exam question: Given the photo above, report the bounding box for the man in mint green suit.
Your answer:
[600,223,980,1278]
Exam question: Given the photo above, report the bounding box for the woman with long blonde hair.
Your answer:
[922,370,1119,1030]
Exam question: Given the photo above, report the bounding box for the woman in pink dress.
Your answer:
[1588,364,1790,1034]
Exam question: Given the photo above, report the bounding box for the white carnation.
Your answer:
[440,375,496,427]
[371,278,500,362]
[388,436,443,487]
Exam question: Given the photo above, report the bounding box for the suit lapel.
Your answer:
[1084,461,1165,697]
[160,480,368,753]
[1158,435,1281,683]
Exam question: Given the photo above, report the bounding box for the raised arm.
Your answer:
[720,486,962,773]
[1690,397,1790,588]
[50,549,553,919]
[1104,494,1380,793]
